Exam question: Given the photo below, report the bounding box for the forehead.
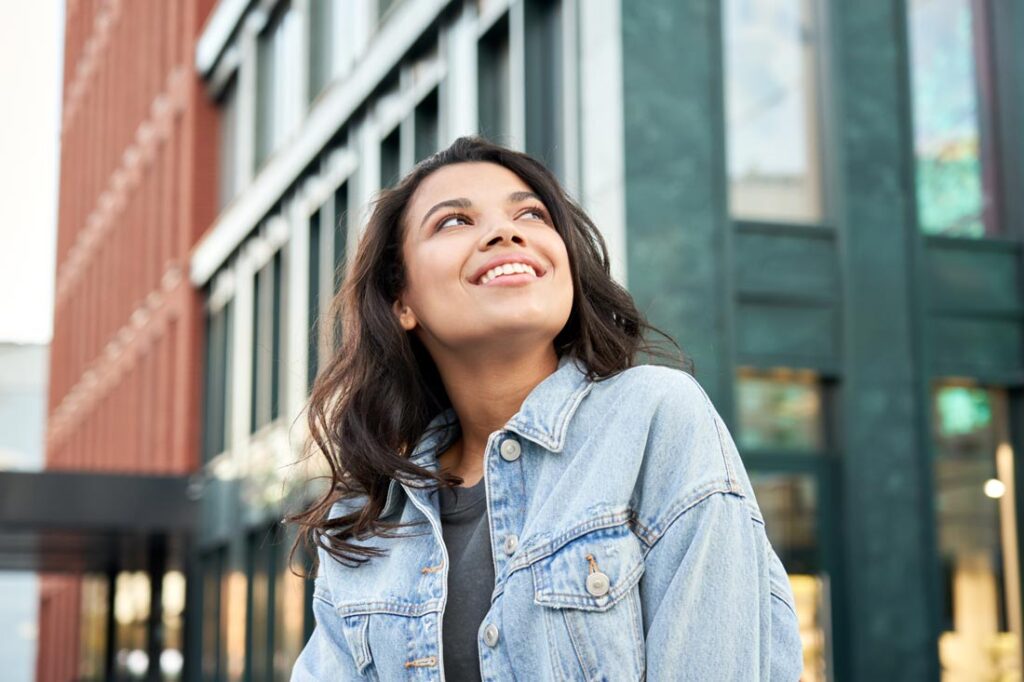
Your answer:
[405,162,536,222]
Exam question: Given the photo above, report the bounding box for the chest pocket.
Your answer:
[529,521,647,680]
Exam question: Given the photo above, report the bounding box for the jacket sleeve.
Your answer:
[290,570,364,681]
[639,489,804,681]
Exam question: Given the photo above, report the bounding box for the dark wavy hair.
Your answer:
[289,135,690,569]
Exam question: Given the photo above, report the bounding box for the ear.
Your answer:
[392,299,418,331]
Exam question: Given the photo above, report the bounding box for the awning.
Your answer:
[0,471,196,572]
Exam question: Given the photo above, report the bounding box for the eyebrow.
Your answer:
[419,191,543,230]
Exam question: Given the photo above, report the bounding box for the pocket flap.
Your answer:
[531,522,645,612]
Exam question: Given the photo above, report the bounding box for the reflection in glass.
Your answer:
[724,0,824,223]
[113,571,151,679]
[736,367,824,452]
[908,0,995,237]
[274,541,309,681]
[162,571,186,680]
[751,473,829,682]
[932,383,1020,680]
[78,574,109,681]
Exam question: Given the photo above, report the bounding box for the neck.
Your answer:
[432,344,559,476]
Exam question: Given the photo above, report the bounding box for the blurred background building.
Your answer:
[4,0,1022,680]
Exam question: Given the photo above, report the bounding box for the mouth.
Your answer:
[473,263,543,287]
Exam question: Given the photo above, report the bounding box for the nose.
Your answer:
[479,220,526,248]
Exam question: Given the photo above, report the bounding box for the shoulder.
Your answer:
[600,365,752,535]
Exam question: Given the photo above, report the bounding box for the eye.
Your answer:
[518,206,549,222]
[436,213,470,231]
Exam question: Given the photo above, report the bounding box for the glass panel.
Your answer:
[478,14,510,145]
[246,530,275,681]
[270,250,283,421]
[78,574,109,682]
[932,383,1020,679]
[736,367,825,452]
[724,0,825,223]
[203,302,232,461]
[308,0,332,103]
[414,88,439,163]
[333,184,348,294]
[161,571,186,680]
[524,0,563,178]
[307,211,321,392]
[274,540,309,681]
[201,550,224,681]
[218,75,239,209]
[250,267,263,434]
[224,568,248,682]
[751,472,830,682]
[908,0,996,237]
[380,128,401,189]
[113,571,151,679]
[256,2,299,171]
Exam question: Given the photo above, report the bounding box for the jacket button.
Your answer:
[499,438,521,461]
[503,534,519,555]
[586,571,610,597]
[483,623,500,647]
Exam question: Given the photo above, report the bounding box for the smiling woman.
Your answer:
[288,136,804,680]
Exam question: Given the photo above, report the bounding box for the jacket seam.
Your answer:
[639,487,746,558]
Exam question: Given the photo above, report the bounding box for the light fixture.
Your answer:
[984,478,1006,499]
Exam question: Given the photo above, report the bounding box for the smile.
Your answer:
[478,262,539,286]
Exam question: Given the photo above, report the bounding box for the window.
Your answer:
[308,0,333,103]
[908,0,998,237]
[736,367,826,453]
[414,88,439,163]
[931,382,1020,677]
[477,14,511,145]
[203,301,233,460]
[113,571,151,679]
[218,75,240,208]
[78,574,109,682]
[251,251,285,433]
[274,535,313,680]
[200,549,225,682]
[256,2,301,170]
[246,528,277,681]
[724,0,826,223]
[524,0,564,178]
[750,473,830,682]
[333,183,348,294]
[307,211,321,392]
[380,127,401,189]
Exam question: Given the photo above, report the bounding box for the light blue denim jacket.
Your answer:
[292,355,804,680]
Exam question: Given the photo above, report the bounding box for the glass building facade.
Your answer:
[182,0,1024,679]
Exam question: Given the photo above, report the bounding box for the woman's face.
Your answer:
[393,161,573,359]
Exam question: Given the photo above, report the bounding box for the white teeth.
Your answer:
[479,262,538,285]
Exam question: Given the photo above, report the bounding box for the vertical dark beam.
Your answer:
[104,567,118,681]
[147,535,167,682]
[620,0,732,410]
[832,1,937,679]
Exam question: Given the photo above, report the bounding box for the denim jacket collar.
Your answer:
[381,354,593,516]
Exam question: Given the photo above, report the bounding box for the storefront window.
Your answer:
[724,0,826,223]
[113,571,151,679]
[908,0,998,237]
[751,473,830,682]
[932,382,1020,678]
[736,367,825,452]
[78,574,109,681]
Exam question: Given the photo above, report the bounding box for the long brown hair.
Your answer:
[289,135,689,569]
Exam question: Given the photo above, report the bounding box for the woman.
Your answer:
[290,136,804,680]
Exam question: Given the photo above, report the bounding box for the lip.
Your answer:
[470,254,547,285]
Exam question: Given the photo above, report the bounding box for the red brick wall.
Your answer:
[38,0,218,678]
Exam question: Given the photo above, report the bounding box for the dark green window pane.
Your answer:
[250,268,262,433]
[414,88,439,163]
[333,184,348,293]
[736,369,825,452]
[380,128,401,189]
[308,0,332,103]
[478,14,510,144]
[307,211,321,392]
[930,383,1019,674]
[524,0,562,178]
[270,250,283,421]
[908,0,994,237]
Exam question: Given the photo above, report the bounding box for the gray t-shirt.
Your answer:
[438,477,494,682]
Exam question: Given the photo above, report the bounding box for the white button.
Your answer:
[499,438,521,461]
[503,534,519,555]
[483,623,500,647]
[586,571,610,597]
